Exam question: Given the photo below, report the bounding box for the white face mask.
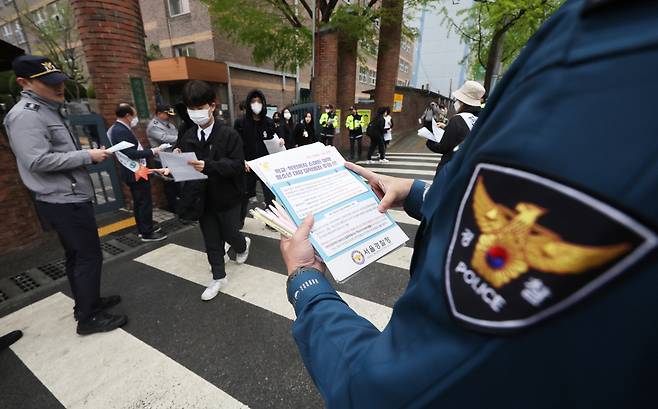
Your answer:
[187,107,212,126]
[251,102,263,115]
[130,116,139,128]
[454,100,462,112]
[325,109,330,113]
[283,112,291,120]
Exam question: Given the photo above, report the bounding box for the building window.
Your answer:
[358,66,368,84]
[1,24,13,43]
[14,21,26,44]
[169,0,190,17]
[174,43,196,57]
[401,40,412,53]
[369,69,376,86]
[399,60,409,74]
[33,8,47,26]
[49,3,61,21]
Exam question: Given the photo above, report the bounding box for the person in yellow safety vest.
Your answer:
[345,106,363,161]
[319,104,337,146]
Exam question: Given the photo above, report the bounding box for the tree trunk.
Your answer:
[484,27,506,94]
[373,0,404,109]
[336,33,358,149]
[312,28,339,108]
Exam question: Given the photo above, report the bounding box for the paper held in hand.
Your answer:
[247,142,408,282]
[417,119,444,143]
[106,141,135,153]
[158,152,208,182]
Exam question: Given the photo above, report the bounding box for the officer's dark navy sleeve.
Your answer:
[403,180,429,221]
[426,116,467,154]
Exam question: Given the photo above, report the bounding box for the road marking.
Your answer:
[363,167,436,176]
[388,209,420,226]
[0,292,249,409]
[135,244,393,331]
[97,217,136,237]
[358,160,438,168]
[240,217,414,270]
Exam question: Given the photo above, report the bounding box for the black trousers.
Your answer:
[241,171,275,223]
[36,201,102,320]
[349,137,362,160]
[163,180,180,213]
[368,134,386,160]
[320,134,334,146]
[199,203,247,279]
[128,180,154,235]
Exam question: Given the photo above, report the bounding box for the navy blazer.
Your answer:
[108,121,153,184]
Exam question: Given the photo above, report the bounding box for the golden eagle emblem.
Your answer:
[470,176,631,288]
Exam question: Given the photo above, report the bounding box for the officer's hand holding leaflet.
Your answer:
[88,148,111,163]
[344,162,413,212]
[280,215,327,275]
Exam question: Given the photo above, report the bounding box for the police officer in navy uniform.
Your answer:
[3,55,126,335]
[280,1,658,407]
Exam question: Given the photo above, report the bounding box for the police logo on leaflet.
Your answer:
[445,163,656,334]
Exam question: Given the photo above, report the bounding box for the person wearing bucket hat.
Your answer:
[3,55,126,335]
[426,80,485,172]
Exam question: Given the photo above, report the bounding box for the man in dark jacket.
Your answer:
[235,89,276,223]
[108,103,167,242]
[427,81,485,173]
[177,80,251,301]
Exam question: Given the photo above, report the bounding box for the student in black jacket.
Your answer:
[426,81,485,172]
[279,108,295,149]
[235,89,277,223]
[176,80,251,301]
[108,103,167,242]
[366,107,387,163]
[293,111,317,147]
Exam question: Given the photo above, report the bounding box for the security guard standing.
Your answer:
[280,1,658,408]
[319,104,337,146]
[146,104,179,211]
[345,106,363,161]
[3,55,127,335]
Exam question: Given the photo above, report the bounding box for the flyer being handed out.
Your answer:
[247,142,408,282]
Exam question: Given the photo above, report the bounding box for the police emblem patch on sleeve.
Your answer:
[24,103,40,112]
[445,163,657,334]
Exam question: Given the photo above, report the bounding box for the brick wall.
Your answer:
[230,69,296,116]
[71,0,165,208]
[336,35,357,150]
[0,129,43,256]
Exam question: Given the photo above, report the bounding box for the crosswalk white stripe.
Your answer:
[358,160,438,168]
[364,155,441,162]
[388,209,420,226]
[364,167,436,176]
[384,152,441,157]
[0,292,248,409]
[240,217,414,269]
[135,244,393,331]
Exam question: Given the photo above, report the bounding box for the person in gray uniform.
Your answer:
[147,104,179,211]
[3,55,126,335]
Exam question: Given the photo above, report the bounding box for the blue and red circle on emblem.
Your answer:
[485,246,509,269]
[351,250,365,265]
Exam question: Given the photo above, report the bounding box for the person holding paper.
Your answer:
[109,103,167,242]
[426,81,484,173]
[279,2,658,408]
[236,89,277,221]
[3,55,126,335]
[178,80,251,301]
[366,107,388,163]
[293,112,317,147]
[147,104,179,212]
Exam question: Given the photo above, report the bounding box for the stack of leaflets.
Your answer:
[247,142,408,282]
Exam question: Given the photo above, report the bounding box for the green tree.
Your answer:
[442,0,563,93]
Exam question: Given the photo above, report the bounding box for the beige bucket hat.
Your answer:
[453,81,486,106]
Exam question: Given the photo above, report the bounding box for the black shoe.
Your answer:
[77,311,127,335]
[138,226,162,238]
[0,330,23,351]
[140,231,168,242]
[74,295,122,321]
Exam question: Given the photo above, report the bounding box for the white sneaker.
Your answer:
[235,237,251,264]
[201,278,227,301]
[379,158,389,163]
[365,160,373,164]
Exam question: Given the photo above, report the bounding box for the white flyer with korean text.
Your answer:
[248,142,408,282]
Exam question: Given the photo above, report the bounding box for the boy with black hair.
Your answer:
[176,80,251,301]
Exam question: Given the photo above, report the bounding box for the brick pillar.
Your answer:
[71,0,165,209]
[374,0,404,108]
[0,129,43,256]
[312,28,338,108]
[336,34,357,151]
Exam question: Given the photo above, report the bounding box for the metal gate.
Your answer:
[68,113,124,213]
